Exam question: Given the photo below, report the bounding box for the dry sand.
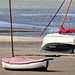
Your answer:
[0,35,75,75]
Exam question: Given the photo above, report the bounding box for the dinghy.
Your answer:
[1,57,53,70]
[1,0,53,70]
[41,0,75,53]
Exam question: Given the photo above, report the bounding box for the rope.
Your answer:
[39,0,66,37]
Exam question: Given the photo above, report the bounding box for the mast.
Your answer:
[61,0,72,27]
[9,0,14,57]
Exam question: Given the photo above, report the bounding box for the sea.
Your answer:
[0,8,75,37]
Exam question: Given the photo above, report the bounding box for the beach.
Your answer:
[0,35,75,75]
[0,0,75,75]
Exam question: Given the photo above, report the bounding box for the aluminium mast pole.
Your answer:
[61,0,72,27]
[9,0,14,57]
[40,0,65,37]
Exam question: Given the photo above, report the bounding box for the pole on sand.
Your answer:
[9,0,14,57]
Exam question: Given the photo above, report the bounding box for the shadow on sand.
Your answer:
[15,54,75,57]
[5,68,64,72]
[15,54,61,57]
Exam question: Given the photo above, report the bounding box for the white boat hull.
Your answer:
[41,33,75,53]
[1,58,53,70]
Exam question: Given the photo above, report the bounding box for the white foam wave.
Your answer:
[19,13,75,17]
[0,21,45,29]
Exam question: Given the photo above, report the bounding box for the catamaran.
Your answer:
[41,0,75,54]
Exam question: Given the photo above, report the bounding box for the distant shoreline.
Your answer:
[0,27,44,37]
[0,27,43,32]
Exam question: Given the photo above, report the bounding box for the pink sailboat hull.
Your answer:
[1,57,53,70]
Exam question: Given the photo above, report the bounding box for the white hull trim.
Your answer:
[42,33,75,47]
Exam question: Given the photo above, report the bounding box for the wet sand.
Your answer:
[0,27,45,37]
[0,35,75,75]
[0,27,43,32]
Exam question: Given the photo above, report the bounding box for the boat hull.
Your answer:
[41,43,75,53]
[1,58,53,70]
[41,33,75,53]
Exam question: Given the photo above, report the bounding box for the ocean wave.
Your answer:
[0,21,45,29]
[18,13,75,17]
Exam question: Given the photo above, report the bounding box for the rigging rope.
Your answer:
[39,0,66,37]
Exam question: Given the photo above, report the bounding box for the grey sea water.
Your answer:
[0,8,75,37]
